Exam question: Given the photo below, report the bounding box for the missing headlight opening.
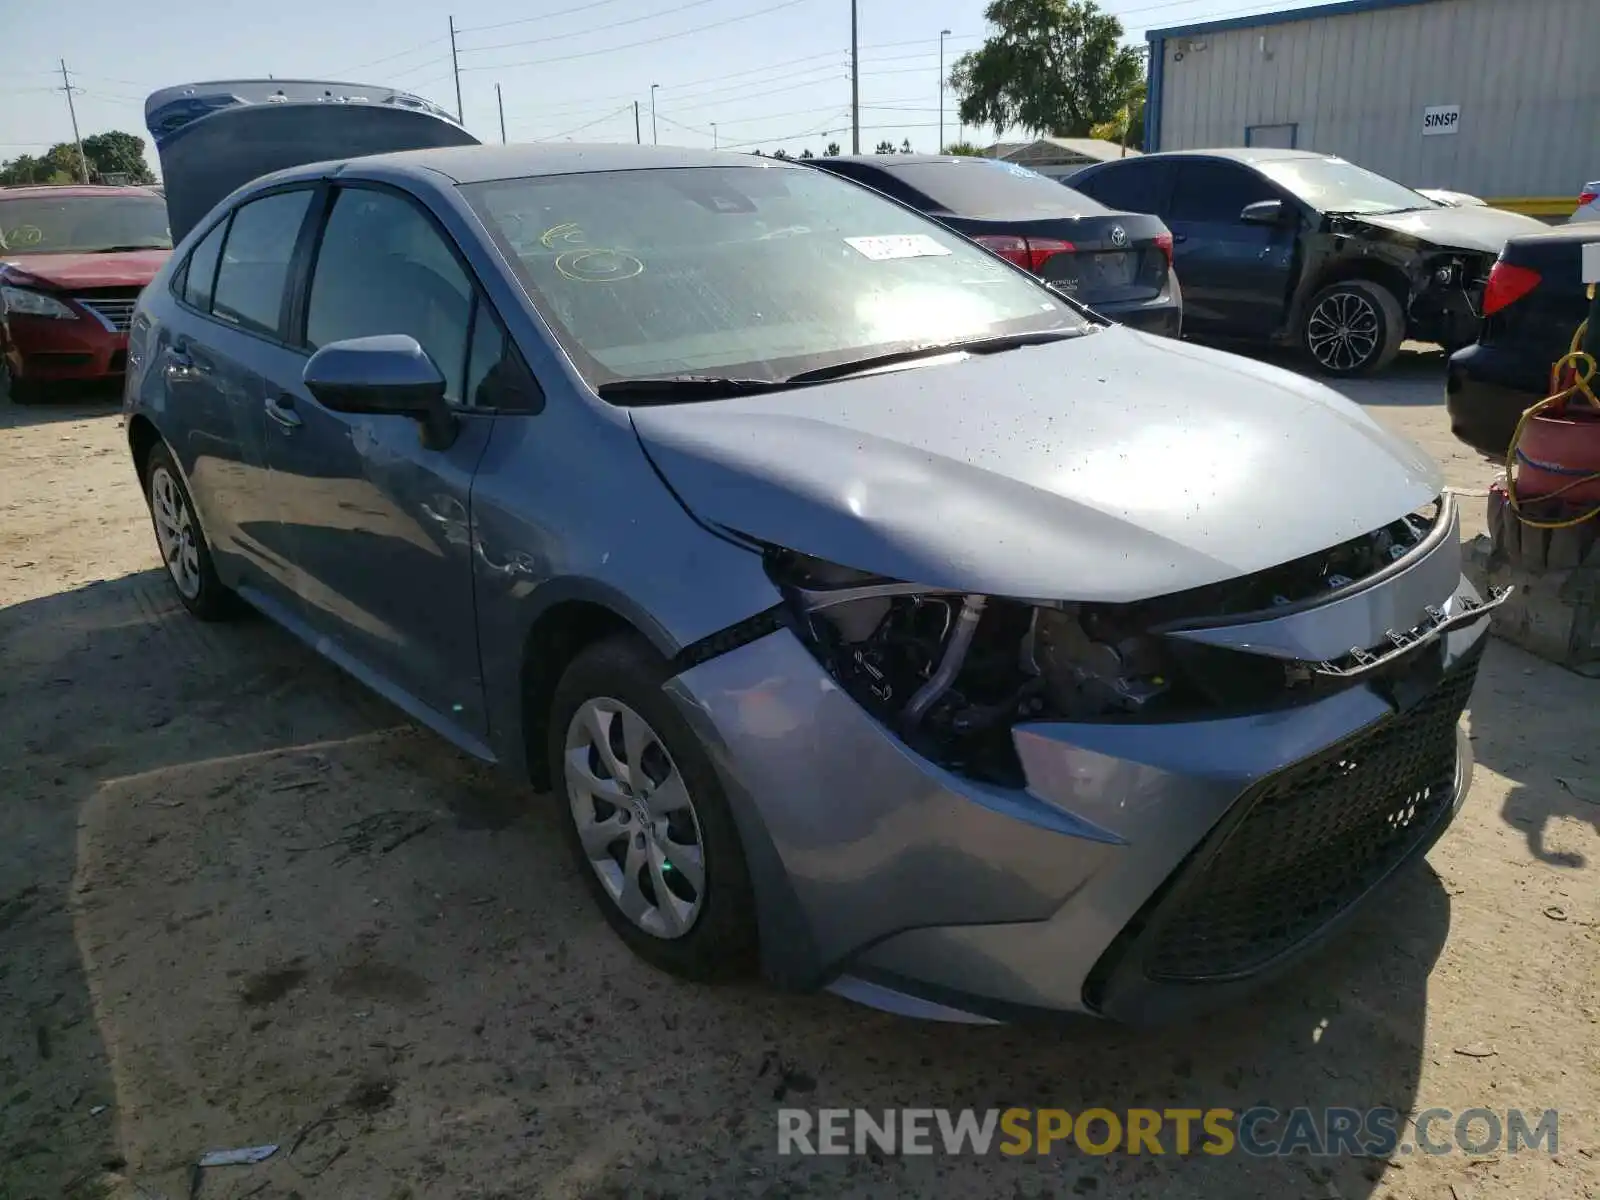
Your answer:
[764,499,1445,787]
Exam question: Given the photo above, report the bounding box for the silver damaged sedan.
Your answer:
[124,80,1507,1024]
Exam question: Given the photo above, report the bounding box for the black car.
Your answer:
[1447,226,1600,458]
[809,154,1180,336]
[1070,148,1548,375]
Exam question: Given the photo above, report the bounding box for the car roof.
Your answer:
[0,184,162,198]
[814,154,991,168]
[1123,148,1330,166]
[302,142,789,186]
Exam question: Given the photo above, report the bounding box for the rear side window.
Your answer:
[212,190,314,337]
[821,163,929,209]
[304,187,473,404]
[1073,160,1174,217]
[1168,162,1279,223]
[181,220,227,312]
[886,160,1110,217]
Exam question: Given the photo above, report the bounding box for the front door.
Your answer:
[1165,160,1297,338]
[260,184,494,744]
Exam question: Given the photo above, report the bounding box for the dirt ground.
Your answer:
[2,349,1596,1200]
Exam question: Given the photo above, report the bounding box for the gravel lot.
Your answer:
[2,348,1596,1200]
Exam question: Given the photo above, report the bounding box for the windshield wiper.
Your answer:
[596,375,787,402]
[595,328,1084,403]
[91,243,170,253]
[779,328,1083,386]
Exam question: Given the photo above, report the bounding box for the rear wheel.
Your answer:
[143,443,239,620]
[1301,279,1404,376]
[548,633,758,982]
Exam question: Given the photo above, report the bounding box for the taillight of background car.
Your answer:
[1154,231,1174,265]
[1481,259,1542,315]
[1579,186,1598,207]
[973,234,1075,274]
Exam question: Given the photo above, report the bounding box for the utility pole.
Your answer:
[634,101,641,144]
[495,84,506,143]
[938,29,951,153]
[58,60,89,183]
[850,0,860,153]
[650,83,660,145]
[711,122,718,150]
[449,16,464,124]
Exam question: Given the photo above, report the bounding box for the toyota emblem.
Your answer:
[1109,225,1128,247]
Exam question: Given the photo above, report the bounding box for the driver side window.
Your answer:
[304,187,473,404]
[1168,162,1280,225]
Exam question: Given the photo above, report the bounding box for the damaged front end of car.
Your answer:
[761,493,1505,791]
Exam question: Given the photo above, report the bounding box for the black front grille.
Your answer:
[1138,650,1481,983]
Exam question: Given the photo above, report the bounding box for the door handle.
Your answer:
[166,339,194,371]
[1172,233,1189,244]
[264,394,302,431]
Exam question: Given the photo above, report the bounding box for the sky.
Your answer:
[5,0,1338,177]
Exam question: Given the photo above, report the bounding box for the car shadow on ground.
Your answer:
[3,568,1451,1199]
[1468,639,1600,869]
[1,383,124,431]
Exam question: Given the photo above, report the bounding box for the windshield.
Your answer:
[1255,157,1437,216]
[0,194,172,254]
[463,164,1086,389]
[887,159,1110,218]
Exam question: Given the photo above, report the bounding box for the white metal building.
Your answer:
[1144,0,1600,211]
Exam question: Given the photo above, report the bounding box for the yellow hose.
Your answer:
[1503,284,1600,529]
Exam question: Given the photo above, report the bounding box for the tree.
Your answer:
[799,148,815,159]
[873,140,896,155]
[899,138,913,153]
[1090,80,1145,150]
[82,131,156,184]
[772,148,789,159]
[824,141,841,156]
[943,141,983,156]
[951,0,1143,138]
[0,131,156,185]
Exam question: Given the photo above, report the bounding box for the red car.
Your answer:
[0,184,171,404]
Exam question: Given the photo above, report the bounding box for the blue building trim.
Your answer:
[1144,0,1445,155]
[1144,37,1164,152]
[1148,0,1442,42]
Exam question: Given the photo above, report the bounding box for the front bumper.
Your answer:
[4,312,129,382]
[668,503,1490,1025]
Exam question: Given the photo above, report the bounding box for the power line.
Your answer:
[719,110,851,150]
[457,0,631,35]
[336,35,451,75]
[531,104,636,141]
[458,0,816,73]
[457,0,722,56]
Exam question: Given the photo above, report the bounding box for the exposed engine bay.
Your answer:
[767,501,1446,786]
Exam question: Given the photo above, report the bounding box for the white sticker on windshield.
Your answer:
[845,234,952,261]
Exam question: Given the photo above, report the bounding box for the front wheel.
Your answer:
[1301,280,1404,376]
[0,358,42,405]
[548,633,758,982]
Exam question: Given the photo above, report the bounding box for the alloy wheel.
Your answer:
[149,465,202,600]
[564,697,706,939]
[1307,290,1381,372]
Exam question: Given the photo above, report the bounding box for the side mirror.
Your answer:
[1240,198,1289,226]
[303,334,457,450]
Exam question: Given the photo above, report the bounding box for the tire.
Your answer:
[0,358,42,405]
[1301,279,1404,376]
[548,632,758,982]
[143,442,240,620]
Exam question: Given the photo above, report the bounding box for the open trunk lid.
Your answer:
[145,80,481,242]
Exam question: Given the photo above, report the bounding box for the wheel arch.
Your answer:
[519,597,652,791]
[1292,258,1413,332]
[126,413,165,488]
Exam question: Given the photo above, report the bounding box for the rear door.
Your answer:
[1163,159,1297,336]
[260,182,513,744]
[158,185,320,605]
